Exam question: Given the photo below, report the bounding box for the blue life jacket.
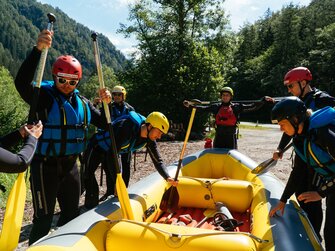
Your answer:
[37,81,91,156]
[294,106,335,178]
[96,111,146,153]
[111,103,129,120]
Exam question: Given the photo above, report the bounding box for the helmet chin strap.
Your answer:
[298,81,306,99]
[289,119,300,135]
[146,125,152,140]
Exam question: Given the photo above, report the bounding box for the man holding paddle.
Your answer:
[14,29,112,245]
[83,111,177,209]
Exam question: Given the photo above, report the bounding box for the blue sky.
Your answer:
[38,0,311,57]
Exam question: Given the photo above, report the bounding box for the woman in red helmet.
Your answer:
[271,66,335,241]
[15,30,112,245]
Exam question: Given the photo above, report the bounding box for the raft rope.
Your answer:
[107,219,269,244]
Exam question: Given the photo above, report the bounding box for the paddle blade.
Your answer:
[251,158,277,174]
[0,172,26,251]
[115,173,134,220]
[159,186,179,213]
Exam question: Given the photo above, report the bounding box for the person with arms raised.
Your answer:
[184,86,273,149]
[14,29,112,245]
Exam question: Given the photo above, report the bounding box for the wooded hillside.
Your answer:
[0,0,127,80]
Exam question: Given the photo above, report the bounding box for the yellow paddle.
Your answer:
[0,172,26,250]
[251,142,293,174]
[91,33,134,220]
[159,106,196,212]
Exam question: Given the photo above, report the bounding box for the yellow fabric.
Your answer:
[176,177,253,212]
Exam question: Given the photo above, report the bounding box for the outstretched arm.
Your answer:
[0,122,43,173]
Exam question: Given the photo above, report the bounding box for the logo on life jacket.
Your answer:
[215,105,237,126]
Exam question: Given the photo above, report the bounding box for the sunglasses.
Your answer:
[57,77,79,86]
[112,93,122,97]
[286,83,294,89]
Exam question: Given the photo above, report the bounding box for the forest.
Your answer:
[1,0,335,135]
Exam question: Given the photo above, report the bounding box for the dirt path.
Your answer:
[13,125,299,250]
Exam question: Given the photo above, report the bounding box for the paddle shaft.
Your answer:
[186,97,285,107]
[173,107,197,180]
[91,33,119,172]
[28,13,56,123]
[91,33,134,220]
[160,107,196,212]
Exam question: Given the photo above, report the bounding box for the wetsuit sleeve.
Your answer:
[239,100,266,113]
[315,92,335,109]
[14,46,53,109]
[86,99,109,130]
[146,140,170,180]
[193,103,220,116]
[0,130,22,149]
[0,135,38,173]
[280,158,306,202]
[277,133,292,151]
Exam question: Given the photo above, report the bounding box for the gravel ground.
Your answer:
[5,124,324,250]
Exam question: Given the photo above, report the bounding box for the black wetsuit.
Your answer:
[292,118,335,251]
[84,117,170,208]
[277,88,335,240]
[199,100,268,149]
[15,46,108,245]
[101,102,135,197]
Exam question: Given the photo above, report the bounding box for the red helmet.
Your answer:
[283,67,312,85]
[52,55,82,79]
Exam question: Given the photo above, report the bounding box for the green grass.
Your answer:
[0,171,31,208]
[0,173,20,207]
[238,124,271,130]
[204,123,270,139]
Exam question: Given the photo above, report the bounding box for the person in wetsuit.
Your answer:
[83,111,177,209]
[98,85,135,201]
[14,29,112,245]
[269,97,335,251]
[184,86,274,149]
[271,67,335,240]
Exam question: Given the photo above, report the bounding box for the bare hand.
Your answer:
[36,30,53,51]
[263,96,275,103]
[25,121,43,139]
[298,191,322,203]
[183,100,190,108]
[269,201,286,217]
[272,150,283,160]
[94,97,102,106]
[167,177,178,187]
[99,88,112,104]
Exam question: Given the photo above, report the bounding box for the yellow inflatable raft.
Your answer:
[27,148,323,251]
